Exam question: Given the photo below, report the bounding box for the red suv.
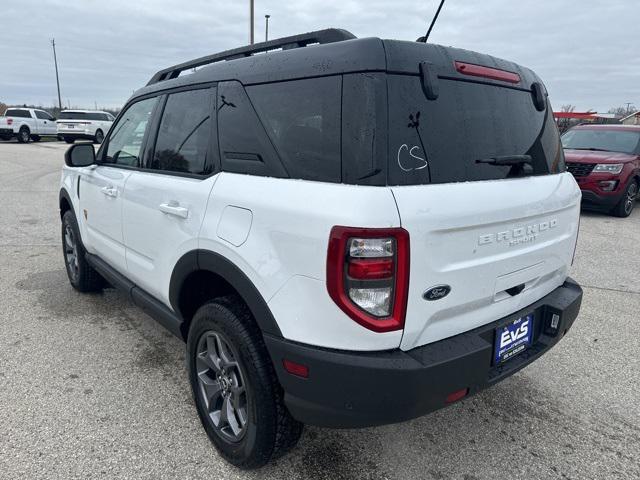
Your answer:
[562,124,640,217]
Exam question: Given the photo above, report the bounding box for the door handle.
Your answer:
[101,186,117,197]
[159,202,189,219]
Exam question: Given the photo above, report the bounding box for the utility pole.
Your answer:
[51,38,62,110]
[249,0,255,44]
[265,14,270,42]
[625,102,633,114]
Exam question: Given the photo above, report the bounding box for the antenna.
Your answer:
[417,0,446,43]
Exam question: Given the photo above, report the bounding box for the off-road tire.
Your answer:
[30,135,41,142]
[17,127,30,143]
[61,210,104,292]
[611,179,638,218]
[64,137,75,144]
[187,296,303,469]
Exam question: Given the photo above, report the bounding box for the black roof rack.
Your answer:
[146,28,356,86]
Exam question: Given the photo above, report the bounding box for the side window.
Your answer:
[35,111,50,120]
[6,109,31,118]
[107,114,115,122]
[149,89,213,175]
[103,97,157,167]
[217,81,287,178]
[247,77,342,182]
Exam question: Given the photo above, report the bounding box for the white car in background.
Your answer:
[57,110,115,144]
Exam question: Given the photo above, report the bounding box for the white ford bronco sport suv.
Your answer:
[59,29,583,468]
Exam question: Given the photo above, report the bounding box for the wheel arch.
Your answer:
[59,188,74,219]
[169,250,282,340]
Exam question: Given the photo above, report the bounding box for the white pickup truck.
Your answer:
[0,107,58,143]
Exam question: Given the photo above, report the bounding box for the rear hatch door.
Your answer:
[383,42,581,350]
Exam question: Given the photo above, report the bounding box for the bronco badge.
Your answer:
[423,285,451,301]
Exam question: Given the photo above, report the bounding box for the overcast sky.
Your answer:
[1,0,638,112]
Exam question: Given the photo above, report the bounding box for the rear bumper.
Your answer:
[58,132,95,140]
[265,278,582,428]
[0,128,15,137]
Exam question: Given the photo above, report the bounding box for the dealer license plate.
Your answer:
[494,314,533,364]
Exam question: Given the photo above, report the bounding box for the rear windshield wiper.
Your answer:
[475,155,532,166]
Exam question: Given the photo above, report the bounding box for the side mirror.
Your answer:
[65,143,96,167]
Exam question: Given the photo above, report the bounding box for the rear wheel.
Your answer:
[61,210,104,292]
[187,297,302,469]
[94,129,104,144]
[64,137,75,144]
[17,127,30,143]
[611,180,638,217]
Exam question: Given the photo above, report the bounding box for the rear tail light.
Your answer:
[327,226,410,333]
[7,118,13,126]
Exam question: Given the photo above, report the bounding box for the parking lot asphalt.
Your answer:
[0,140,638,480]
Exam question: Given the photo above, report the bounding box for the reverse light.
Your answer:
[327,226,410,333]
[593,163,624,174]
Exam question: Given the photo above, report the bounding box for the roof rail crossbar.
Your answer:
[146,28,356,85]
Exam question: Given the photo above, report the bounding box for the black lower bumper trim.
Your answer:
[264,278,582,428]
[581,189,622,209]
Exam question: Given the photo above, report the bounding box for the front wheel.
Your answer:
[187,297,303,469]
[64,137,75,144]
[30,135,41,142]
[611,180,638,218]
[61,210,104,292]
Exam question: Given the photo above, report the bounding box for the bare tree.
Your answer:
[0,102,7,115]
[607,106,633,118]
[560,104,576,113]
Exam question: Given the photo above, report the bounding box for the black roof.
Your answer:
[132,27,542,101]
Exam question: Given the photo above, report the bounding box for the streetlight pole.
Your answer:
[51,38,62,110]
[249,0,255,44]
[265,14,270,42]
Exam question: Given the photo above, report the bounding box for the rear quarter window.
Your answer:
[387,75,562,185]
[247,77,342,182]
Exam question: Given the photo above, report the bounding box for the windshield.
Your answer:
[562,129,640,154]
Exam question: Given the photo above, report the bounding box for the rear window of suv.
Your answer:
[386,75,564,185]
[59,112,108,121]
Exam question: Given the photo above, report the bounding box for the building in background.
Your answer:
[620,111,640,125]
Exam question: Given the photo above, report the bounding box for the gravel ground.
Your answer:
[0,141,638,480]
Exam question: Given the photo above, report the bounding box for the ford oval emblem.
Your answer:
[423,285,451,301]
